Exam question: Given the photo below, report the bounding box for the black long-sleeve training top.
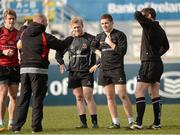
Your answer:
[134,11,169,61]
[56,32,96,72]
[91,29,127,70]
[21,22,73,69]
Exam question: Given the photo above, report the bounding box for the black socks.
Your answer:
[136,97,146,125]
[79,114,98,125]
[135,96,162,126]
[91,114,97,125]
[79,114,87,125]
[152,97,162,125]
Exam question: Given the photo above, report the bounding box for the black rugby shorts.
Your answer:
[137,61,163,83]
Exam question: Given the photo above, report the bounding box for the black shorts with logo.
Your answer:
[0,66,20,85]
[68,71,94,89]
[98,68,126,86]
[137,60,163,83]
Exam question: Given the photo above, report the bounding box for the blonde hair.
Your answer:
[33,14,46,22]
[70,16,83,27]
[3,9,17,19]
[33,14,47,26]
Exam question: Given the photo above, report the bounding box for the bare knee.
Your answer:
[74,94,84,102]
[9,92,18,100]
[9,95,17,102]
[83,93,90,101]
[106,94,115,102]
[73,88,84,102]
[0,89,8,102]
[119,94,127,101]
[83,89,93,102]
[9,86,18,99]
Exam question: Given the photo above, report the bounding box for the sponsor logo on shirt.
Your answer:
[82,43,88,49]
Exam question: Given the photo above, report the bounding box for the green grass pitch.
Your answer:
[2,104,180,134]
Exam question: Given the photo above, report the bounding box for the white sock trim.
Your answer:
[0,120,3,125]
[8,119,14,125]
[128,117,134,124]
[112,118,120,125]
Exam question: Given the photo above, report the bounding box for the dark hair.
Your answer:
[100,13,113,22]
[141,7,156,20]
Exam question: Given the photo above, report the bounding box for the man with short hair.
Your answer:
[131,7,169,130]
[0,9,19,132]
[56,16,98,129]
[91,13,134,129]
[12,14,73,133]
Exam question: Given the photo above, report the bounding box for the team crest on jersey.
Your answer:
[159,71,180,98]
[82,43,88,49]
[87,80,92,86]
[118,77,124,83]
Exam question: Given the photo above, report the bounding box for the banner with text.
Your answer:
[9,0,42,17]
[67,0,180,21]
[41,63,180,105]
